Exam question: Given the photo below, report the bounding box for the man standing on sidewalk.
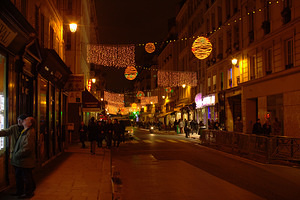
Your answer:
[11,116,36,198]
[0,114,28,159]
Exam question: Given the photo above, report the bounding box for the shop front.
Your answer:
[242,67,300,137]
[195,93,217,128]
[0,0,41,189]
[38,48,71,163]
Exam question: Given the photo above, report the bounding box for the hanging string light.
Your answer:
[141,96,158,105]
[145,42,156,53]
[87,44,135,68]
[124,66,138,80]
[104,91,124,106]
[157,70,197,87]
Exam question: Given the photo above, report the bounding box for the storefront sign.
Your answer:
[0,19,17,47]
[195,93,215,108]
[64,74,84,91]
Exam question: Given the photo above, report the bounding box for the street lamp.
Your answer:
[92,78,96,83]
[162,95,165,99]
[69,23,77,33]
[231,58,238,65]
[182,84,186,88]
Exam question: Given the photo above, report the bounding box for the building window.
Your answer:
[220,72,224,90]
[218,6,222,26]
[226,30,232,54]
[285,38,294,69]
[266,48,273,74]
[226,0,231,19]
[228,68,232,87]
[0,54,7,152]
[67,0,73,14]
[250,56,256,80]
[213,75,216,91]
[208,77,211,92]
[21,0,27,18]
[41,14,45,48]
[35,5,39,34]
[233,0,238,14]
[50,27,54,49]
[66,32,71,50]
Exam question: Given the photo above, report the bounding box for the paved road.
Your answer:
[111,128,300,200]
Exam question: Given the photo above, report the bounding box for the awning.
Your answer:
[82,90,101,112]
[156,111,174,118]
[0,0,37,55]
[39,48,72,88]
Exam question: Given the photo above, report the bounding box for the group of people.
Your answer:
[79,117,126,154]
[0,114,36,198]
[252,118,281,136]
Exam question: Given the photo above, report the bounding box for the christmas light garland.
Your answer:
[104,91,124,107]
[87,44,135,68]
[157,70,197,87]
[141,96,158,105]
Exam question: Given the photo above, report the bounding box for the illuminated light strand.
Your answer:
[128,0,281,46]
[157,70,197,87]
[87,44,135,68]
[104,91,124,106]
[141,96,158,105]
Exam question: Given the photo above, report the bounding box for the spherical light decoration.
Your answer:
[145,43,155,53]
[124,66,138,80]
[136,91,145,99]
[166,87,172,93]
[191,37,212,60]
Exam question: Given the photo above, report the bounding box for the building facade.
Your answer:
[156,0,300,137]
[0,0,98,190]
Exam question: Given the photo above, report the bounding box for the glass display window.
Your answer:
[0,54,6,152]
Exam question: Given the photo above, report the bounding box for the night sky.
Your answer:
[95,0,182,92]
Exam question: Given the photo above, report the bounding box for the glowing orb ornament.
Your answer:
[165,87,172,93]
[191,37,212,60]
[136,91,145,99]
[124,66,138,80]
[145,43,155,53]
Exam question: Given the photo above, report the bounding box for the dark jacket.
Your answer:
[88,121,98,141]
[0,124,23,159]
[11,127,36,168]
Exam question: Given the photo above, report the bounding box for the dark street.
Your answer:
[112,128,300,200]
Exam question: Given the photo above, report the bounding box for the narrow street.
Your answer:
[111,128,300,200]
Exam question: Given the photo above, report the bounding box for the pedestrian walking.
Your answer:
[105,119,114,148]
[184,120,191,138]
[11,116,36,198]
[113,119,122,147]
[97,121,106,147]
[179,119,184,134]
[88,117,97,155]
[79,121,87,148]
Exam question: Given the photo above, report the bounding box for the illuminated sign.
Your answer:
[195,93,215,108]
